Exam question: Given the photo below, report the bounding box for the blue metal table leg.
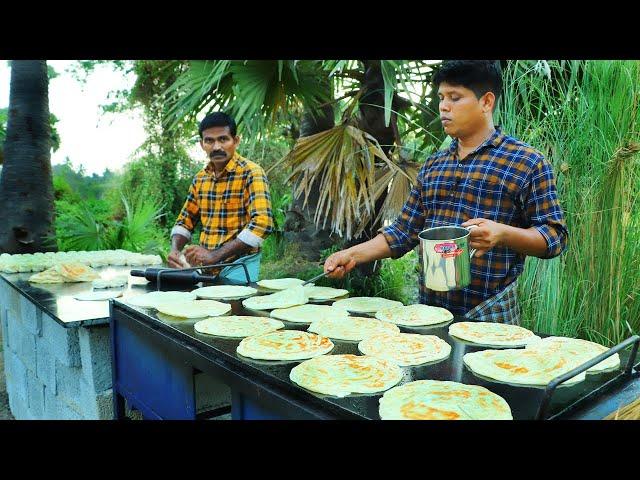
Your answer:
[231,390,288,420]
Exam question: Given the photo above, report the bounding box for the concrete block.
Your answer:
[41,313,80,367]
[78,326,112,392]
[8,392,31,420]
[7,310,36,372]
[56,397,84,420]
[55,359,81,406]
[42,385,58,419]
[3,309,19,354]
[1,306,8,352]
[19,295,42,336]
[80,380,114,420]
[5,350,28,403]
[195,372,231,413]
[26,370,45,418]
[36,339,56,393]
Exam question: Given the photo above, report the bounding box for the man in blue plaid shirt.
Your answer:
[324,60,568,324]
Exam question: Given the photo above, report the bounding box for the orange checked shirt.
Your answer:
[172,152,274,262]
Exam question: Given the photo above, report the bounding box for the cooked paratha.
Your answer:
[375,304,454,327]
[257,278,306,290]
[526,336,620,373]
[379,380,513,420]
[55,263,100,282]
[194,316,284,338]
[449,321,540,347]
[236,330,334,360]
[463,348,587,387]
[194,285,257,300]
[358,333,451,366]
[303,285,349,301]
[155,300,232,319]
[270,304,349,324]
[308,316,400,341]
[29,267,66,283]
[289,354,403,397]
[125,290,197,309]
[332,296,404,314]
[242,285,309,310]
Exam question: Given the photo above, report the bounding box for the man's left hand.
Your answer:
[461,218,507,257]
[184,245,217,267]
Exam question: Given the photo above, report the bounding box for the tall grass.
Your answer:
[497,60,640,345]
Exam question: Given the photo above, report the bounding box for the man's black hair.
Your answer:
[433,60,503,104]
[198,112,237,138]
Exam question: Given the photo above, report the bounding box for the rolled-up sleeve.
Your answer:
[172,178,200,239]
[237,166,274,248]
[380,166,428,258]
[524,157,568,258]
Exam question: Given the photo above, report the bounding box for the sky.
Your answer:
[0,60,148,176]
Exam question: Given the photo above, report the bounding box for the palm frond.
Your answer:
[372,160,421,226]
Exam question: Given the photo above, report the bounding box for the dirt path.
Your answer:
[0,328,15,420]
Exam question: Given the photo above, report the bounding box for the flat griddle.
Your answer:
[114,289,640,420]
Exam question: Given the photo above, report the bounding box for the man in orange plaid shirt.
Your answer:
[167,112,274,282]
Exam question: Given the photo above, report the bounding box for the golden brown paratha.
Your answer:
[375,304,454,327]
[525,336,620,373]
[449,321,540,347]
[358,333,451,366]
[308,316,400,341]
[236,330,334,360]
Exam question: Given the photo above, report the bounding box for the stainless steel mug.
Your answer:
[418,225,478,292]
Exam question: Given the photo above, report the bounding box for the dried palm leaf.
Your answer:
[372,160,422,226]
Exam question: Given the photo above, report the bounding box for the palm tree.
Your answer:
[162,60,445,265]
[0,60,57,253]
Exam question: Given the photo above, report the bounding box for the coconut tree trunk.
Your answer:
[0,60,57,253]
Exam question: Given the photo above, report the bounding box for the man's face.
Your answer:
[438,82,489,138]
[200,126,239,164]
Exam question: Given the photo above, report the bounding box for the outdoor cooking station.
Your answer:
[110,277,640,420]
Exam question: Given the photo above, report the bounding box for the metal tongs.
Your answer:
[302,270,330,286]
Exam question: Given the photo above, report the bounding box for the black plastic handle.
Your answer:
[535,334,640,420]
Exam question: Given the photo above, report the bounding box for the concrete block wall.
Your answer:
[1,281,232,420]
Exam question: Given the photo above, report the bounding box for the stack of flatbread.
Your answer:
[375,304,453,327]
[379,380,513,420]
[29,263,101,284]
[358,333,451,366]
[194,316,284,338]
[256,278,306,290]
[125,290,197,309]
[332,296,403,314]
[194,285,257,300]
[289,354,403,397]
[270,304,349,324]
[463,348,587,387]
[449,321,541,347]
[308,316,400,341]
[242,285,309,311]
[236,330,334,360]
[525,336,620,373]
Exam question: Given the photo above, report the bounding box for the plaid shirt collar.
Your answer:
[448,126,506,157]
[204,151,242,176]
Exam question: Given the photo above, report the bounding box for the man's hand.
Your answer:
[184,245,216,267]
[461,218,507,257]
[323,250,358,279]
[167,249,185,268]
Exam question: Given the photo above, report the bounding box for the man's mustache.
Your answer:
[209,151,227,158]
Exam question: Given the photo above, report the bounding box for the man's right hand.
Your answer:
[167,249,184,268]
[323,250,357,279]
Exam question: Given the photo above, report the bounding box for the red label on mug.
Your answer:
[434,242,463,258]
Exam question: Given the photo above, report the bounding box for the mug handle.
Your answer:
[465,224,479,258]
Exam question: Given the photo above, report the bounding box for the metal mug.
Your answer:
[418,225,478,292]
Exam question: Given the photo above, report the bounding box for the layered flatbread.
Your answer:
[526,336,620,373]
[55,263,101,282]
[358,333,451,366]
[194,285,257,300]
[449,321,540,347]
[332,296,404,314]
[29,267,66,283]
[242,285,308,310]
[308,316,400,341]
[463,348,587,387]
[257,278,306,290]
[125,290,197,309]
[379,380,513,420]
[303,285,349,301]
[289,354,403,397]
[375,304,454,327]
[236,330,334,361]
[155,300,232,319]
[270,304,349,324]
[194,316,284,338]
